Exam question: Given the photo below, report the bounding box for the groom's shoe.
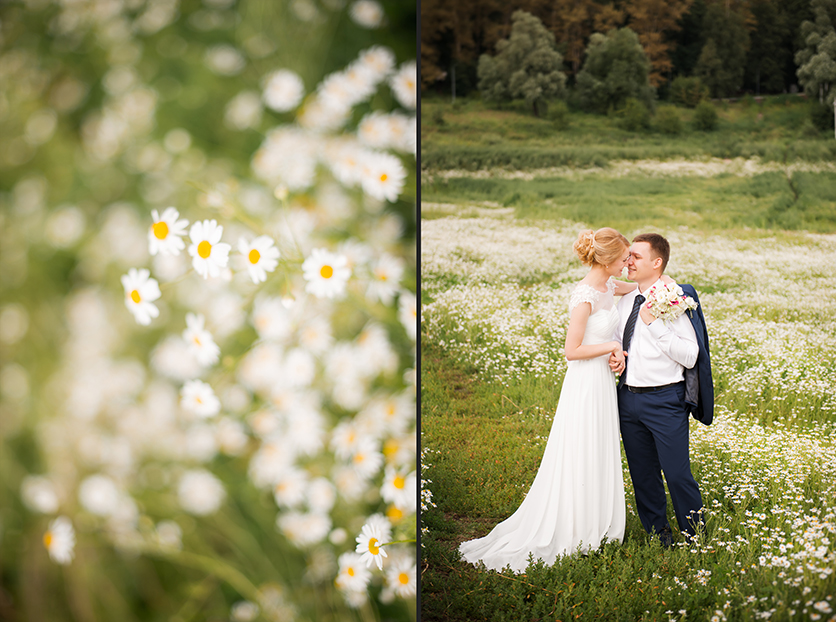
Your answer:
[657,527,674,549]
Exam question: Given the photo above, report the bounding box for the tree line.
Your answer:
[421,0,829,100]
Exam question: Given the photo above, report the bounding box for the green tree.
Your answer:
[575,27,655,113]
[694,1,749,97]
[796,0,836,105]
[746,0,790,95]
[477,10,567,116]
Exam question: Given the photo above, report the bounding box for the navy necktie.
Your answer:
[618,294,645,388]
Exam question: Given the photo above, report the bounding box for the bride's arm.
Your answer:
[564,303,621,361]
[611,280,637,296]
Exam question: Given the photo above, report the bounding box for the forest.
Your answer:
[420,0,823,100]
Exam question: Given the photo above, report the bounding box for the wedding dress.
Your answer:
[459,279,626,573]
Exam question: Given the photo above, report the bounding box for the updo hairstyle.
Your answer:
[573,227,629,267]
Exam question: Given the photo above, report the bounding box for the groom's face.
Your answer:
[627,242,660,282]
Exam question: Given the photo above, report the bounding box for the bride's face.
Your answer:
[608,246,631,277]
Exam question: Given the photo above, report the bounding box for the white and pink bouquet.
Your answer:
[644,282,698,322]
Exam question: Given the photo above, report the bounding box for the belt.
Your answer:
[624,382,683,394]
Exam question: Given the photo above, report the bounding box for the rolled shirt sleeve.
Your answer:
[645,313,699,370]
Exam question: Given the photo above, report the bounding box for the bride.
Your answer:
[459,227,650,573]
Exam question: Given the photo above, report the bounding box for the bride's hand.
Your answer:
[661,274,677,286]
[608,348,625,374]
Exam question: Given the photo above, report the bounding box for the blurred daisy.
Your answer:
[357,111,392,149]
[356,46,395,81]
[366,253,404,304]
[21,475,60,514]
[188,219,231,279]
[277,511,331,547]
[398,291,416,340]
[238,235,280,284]
[302,248,351,299]
[273,467,308,509]
[350,0,383,28]
[360,152,406,203]
[355,518,389,569]
[178,469,226,515]
[336,551,372,592]
[181,379,221,418]
[380,466,416,511]
[148,207,188,256]
[262,69,304,112]
[182,313,220,367]
[385,555,417,598]
[43,516,75,565]
[121,268,161,326]
[78,474,120,517]
[225,91,263,130]
[389,61,417,110]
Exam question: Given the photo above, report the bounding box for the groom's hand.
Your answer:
[609,350,625,374]
[639,305,656,325]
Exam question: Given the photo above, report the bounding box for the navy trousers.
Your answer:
[618,382,704,537]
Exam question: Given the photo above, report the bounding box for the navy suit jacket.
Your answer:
[680,284,714,426]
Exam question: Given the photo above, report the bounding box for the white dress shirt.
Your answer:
[615,279,699,387]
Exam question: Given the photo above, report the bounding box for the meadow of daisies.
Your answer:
[0,1,416,620]
[421,163,836,619]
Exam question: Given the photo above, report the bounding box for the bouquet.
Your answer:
[644,282,698,322]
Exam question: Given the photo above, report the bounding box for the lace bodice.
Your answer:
[568,279,619,347]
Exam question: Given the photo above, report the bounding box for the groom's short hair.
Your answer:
[633,233,670,271]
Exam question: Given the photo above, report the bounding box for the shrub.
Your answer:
[810,102,835,132]
[670,76,708,108]
[550,99,569,130]
[655,105,682,135]
[619,98,651,131]
[693,100,719,131]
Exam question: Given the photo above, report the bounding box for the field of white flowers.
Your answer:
[0,1,416,620]
[422,207,836,620]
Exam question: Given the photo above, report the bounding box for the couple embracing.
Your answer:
[459,229,714,573]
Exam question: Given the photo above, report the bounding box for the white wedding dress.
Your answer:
[459,279,626,573]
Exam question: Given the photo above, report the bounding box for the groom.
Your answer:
[609,233,713,546]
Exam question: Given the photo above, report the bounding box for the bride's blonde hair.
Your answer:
[573,228,629,267]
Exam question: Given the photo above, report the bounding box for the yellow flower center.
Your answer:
[130,290,141,303]
[320,265,334,279]
[152,221,169,240]
[399,572,410,585]
[380,173,388,183]
[193,336,201,346]
[43,532,53,548]
[387,505,404,521]
[248,249,261,264]
[347,567,355,577]
[368,537,379,555]
[197,240,212,258]
[383,438,398,459]
[393,475,406,490]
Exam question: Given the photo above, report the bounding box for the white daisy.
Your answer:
[336,551,372,592]
[355,517,391,570]
[78,474,120,517]
[380,466,416,512]
[262,69,305,112]
[238,235,280,284]
[272,467,308,509]
[21,475,60,514]
[224,90,263,130]
[349,0,384,28]
[389,61,416,110]
[43,516,75,565]
[366,253,404,304]
[351,436,384,480]
[357,111,393,149]
[385,554,417,598]
[398,291,416,340]
[187,219,231,279]
[121,268,161,326]
[177,468,226,515]
[252,296,293,341]
[302,248,351,299]
[148,207,188,256]
[276,511,331,547]
[182,312,220,367]
[360,151,406,203]
[181,379,221,418]
[356,46,395,82]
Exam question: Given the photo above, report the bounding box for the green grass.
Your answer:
[422,95,836,170]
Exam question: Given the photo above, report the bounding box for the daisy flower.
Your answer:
[78,474,120,517]
[121,268,161,326]
[380,466,416,511]
[356,46,395,82]
[43,516,75,565]
[389,61,416,110]
[181,379,221,418]
[360,151,406,203]
[148,207,189,256]
[20,476,60,514]
[238,235,280,284]
[187,219,231,279]
[177,469,226,515]
[262,69,304,112]
[385,554,417,598]
[366,253,404,304]
[182,313,220,367]
[398,291,416,340]
[302,248,351,299]
[355,516,391,570]
[350,0,384,28]
[336,551,372,592]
